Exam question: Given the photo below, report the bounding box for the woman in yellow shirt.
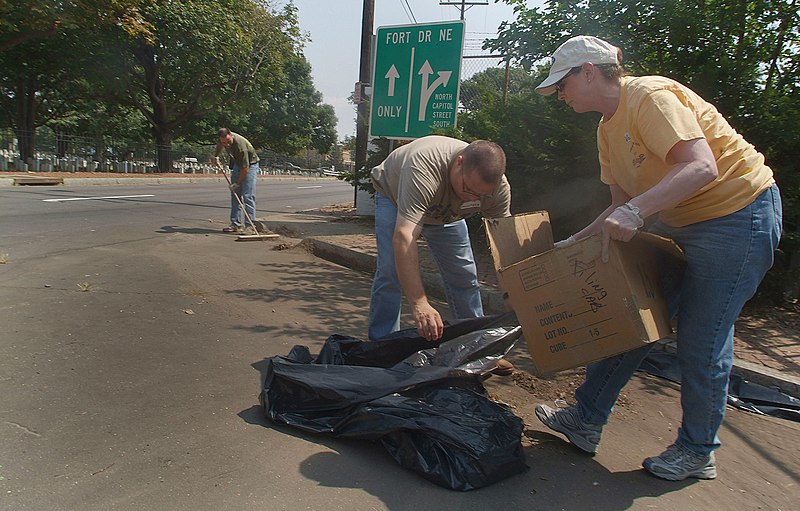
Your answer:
[532,35,782,481]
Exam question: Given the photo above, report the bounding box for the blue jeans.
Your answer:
[368,192,483,340]
[574,184,782,456]
[230,162,258,227]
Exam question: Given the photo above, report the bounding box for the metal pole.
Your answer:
[354,0,374,208]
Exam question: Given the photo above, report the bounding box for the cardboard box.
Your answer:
[484,212,680,373]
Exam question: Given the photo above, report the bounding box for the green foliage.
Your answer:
[0,0,338,170]
[239,55,337,155]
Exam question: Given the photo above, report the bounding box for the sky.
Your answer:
[277,0,544,141]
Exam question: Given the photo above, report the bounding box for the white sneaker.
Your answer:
[643,443,717,481]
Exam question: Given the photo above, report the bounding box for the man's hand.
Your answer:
[229,182,239,191]
[412,301,444,341]
[601,205,642,262]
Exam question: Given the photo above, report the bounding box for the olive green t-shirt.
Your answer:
[225,132,259,169]
[371,135,511,225]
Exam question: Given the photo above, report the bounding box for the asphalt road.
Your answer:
[0,179,798,510]
[0,179,387,510]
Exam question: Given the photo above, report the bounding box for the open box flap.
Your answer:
[484,212,553,271]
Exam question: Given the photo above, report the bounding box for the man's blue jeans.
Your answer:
[574,184,782,456]
[230,162,258,228]
[368,192,483,340]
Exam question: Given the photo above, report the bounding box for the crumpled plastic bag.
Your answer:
[260,313,529,491]
[639,350,800,422]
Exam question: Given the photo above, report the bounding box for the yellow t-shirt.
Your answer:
[599,76,774,227]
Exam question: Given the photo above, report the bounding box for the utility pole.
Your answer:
[354,0,374,207]
[439,0,488,21]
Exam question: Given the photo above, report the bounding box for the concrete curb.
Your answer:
[303,237,799,399]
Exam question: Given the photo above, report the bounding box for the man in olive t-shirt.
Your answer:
[214,127,260,233]
[368,135,511,341]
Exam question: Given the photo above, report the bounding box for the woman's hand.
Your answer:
[601,204,643,261]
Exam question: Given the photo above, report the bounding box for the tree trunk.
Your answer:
[95,138,107,172]
[154,128,172,173]
[14,76,37,163]
[56,128,68,157]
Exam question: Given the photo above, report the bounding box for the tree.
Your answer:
[105,0,297,171]
[0,0,152,161]
[0,1,152,52]
[237,54,337,155]
[0,29,81,161]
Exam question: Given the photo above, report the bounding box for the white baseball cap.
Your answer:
[536,36,620,96]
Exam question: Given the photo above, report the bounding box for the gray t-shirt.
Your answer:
[371,135,511,225]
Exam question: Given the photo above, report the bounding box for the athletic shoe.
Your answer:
[222,225,242,233]
[643,444,717,481]
[535,404,602,454]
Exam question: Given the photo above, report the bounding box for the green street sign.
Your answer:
[369,21,465,139]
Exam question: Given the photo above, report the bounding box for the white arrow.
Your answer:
[385,64,400,97]
[417,60,452,121]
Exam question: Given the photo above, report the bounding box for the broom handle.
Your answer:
[219,163,259,232]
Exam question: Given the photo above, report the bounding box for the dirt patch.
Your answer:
[511,369,585,401]
[317,203,374,226]
[273,224,301,238]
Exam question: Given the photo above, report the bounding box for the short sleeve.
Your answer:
[396,166,437,224]
[637,89,704,161]
[598,123,615,185]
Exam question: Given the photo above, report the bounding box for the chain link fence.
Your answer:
[459,53,510,111]
[0,128,213,173]
[0,127,319,175]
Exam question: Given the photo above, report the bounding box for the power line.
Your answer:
[400,0,417,23]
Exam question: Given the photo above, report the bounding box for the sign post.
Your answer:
[369,21,464,139]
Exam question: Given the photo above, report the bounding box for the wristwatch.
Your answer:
[623,202,640,217]
[622,201,644,228]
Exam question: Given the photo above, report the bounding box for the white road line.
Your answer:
[42,194,155,203]
[296,185,322,189]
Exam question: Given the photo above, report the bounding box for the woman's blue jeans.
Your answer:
[368,192,483,340]
[230,162,258,228]
[574,184,782,456]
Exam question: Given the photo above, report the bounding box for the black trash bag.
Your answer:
[347,384,527,491]
[261,316,528,490]
[639,350,800,422]
[315,312,517,368]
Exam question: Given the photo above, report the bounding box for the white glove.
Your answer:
[554,235,577,249]
[229,182,239,191]
[601,203,644,262]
